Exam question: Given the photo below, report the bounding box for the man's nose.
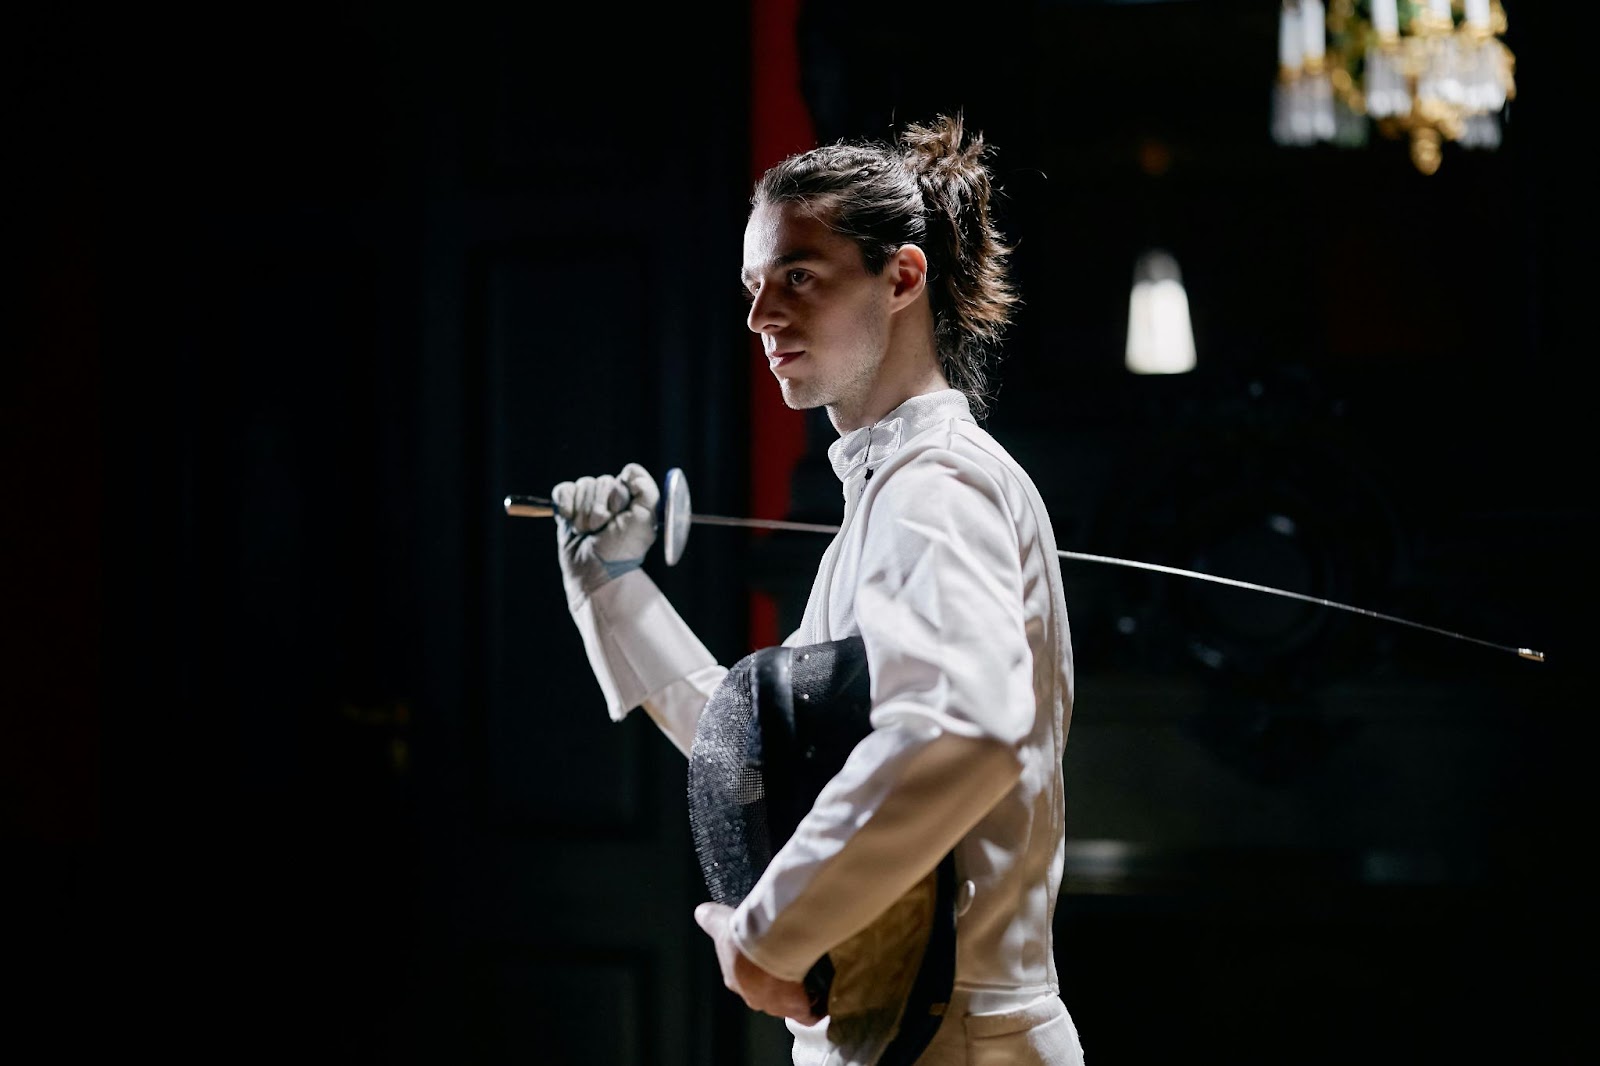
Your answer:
[746,287,785,336]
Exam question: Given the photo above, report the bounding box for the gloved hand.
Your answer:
[552,462,660,605]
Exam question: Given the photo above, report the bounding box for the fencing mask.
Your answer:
[687,635,956,1066]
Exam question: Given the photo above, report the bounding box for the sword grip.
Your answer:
[504,495,554,518]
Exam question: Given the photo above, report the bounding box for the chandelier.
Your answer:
[1272,0,1516,175]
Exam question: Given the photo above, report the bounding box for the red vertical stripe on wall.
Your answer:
[748,0,813,650]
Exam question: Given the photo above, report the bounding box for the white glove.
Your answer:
[552,462,660,606]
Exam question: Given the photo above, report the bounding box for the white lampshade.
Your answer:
[1125,249,1196,375]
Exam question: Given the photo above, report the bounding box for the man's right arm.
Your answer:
[569,569,726,755]
[554,463,726,756]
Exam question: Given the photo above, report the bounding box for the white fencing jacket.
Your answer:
[568,388,1074,1019]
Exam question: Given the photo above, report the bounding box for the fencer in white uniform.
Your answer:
[555,389,1084,1065]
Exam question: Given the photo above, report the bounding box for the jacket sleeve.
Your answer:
[729,448,1035,980]
[570,568,728,756]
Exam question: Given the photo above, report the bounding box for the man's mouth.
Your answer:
[768,350,804,370]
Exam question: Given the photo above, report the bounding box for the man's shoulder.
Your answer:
[894,416,1030,482]
[870,419,1047,524]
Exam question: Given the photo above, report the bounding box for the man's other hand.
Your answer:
[693,902,821,1025]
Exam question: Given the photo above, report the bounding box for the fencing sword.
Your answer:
[505,468,1546,663]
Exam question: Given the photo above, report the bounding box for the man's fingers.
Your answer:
[693,901,817,1023]
[585,477,626,533]
[694,901,726,934]
[561,476,592,531]
[550,480,575,517]
[619,462,661,512]
[783,995,821,1026]
[602,475,635,517]
[552,467,658,536]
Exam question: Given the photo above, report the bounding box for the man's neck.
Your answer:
[826,365,950,435]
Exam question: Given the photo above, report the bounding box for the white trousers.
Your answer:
[789,990,1086,1066]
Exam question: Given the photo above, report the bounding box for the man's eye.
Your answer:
[788,270,809,285]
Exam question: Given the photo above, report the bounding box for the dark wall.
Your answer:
[8,2,1587,1064]
[12,3,754,1063]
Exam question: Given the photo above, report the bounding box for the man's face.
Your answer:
[741,200,890,423]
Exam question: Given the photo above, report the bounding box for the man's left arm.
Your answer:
[723,449,1034,990]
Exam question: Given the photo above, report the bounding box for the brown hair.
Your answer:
[752,113,1020,420]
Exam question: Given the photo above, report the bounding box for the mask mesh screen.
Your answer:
[687,652,770,906]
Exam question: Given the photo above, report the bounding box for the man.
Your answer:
[552,114,1084,1064]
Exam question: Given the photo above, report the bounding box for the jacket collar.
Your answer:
[826,389,974,483]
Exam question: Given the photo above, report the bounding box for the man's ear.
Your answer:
[887,244,928,309]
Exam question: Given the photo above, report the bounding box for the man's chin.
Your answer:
[778,381,827,411]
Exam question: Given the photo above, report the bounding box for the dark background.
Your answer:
[8,1,1588,1063]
